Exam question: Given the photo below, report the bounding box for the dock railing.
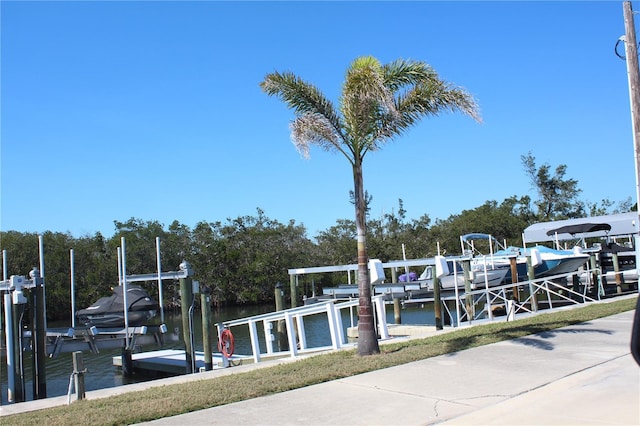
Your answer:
[215,294,389,366]
[405,266,602,328]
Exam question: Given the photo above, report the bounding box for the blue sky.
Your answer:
[1,1,636,239]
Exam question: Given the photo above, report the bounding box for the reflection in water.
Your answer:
[1,302,434,404]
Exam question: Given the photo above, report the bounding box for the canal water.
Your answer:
[1,302,436,405]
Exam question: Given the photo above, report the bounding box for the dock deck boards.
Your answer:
[113,349,252,374]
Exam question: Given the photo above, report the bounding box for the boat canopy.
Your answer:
[523,212,638,243]
[545,223,612,237]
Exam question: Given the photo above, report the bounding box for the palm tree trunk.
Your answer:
[353,161,380,355]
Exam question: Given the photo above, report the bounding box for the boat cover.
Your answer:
[76,285,158,322]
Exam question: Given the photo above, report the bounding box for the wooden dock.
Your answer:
[112,349,252,375]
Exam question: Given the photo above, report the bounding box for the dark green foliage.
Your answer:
[0,152,633,321]
[522,152,584,221]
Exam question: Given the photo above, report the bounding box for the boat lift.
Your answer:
[0,236,193,403]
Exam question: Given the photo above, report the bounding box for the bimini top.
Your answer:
[545,223,612,236]
[523,211,638,243]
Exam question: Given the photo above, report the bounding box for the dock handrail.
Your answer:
[215,295,388,366]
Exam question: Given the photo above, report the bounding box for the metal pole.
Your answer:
[4,291,15,402]
[70,249,76,329]
[2,249,7,280]
[38,235,47,330]
[117,247,122,286]
[453,261,461,327]
[30,268,47,399]
[156,237,165,323]
[12,297,25,402]
[120,238,130,348]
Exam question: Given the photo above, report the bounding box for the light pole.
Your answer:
[618,1,640,283]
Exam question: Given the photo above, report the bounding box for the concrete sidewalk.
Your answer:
[137,310,640,426]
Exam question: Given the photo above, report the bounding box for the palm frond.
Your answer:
[382,59,439,92]
[341,56,400,155]
[260,72,344,140]
[290,112,350,160]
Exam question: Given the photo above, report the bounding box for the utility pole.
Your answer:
[621,1,640,283]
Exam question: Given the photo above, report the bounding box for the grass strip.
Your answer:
[3,296,637,426]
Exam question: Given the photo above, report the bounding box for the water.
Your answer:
[1,302,435,405]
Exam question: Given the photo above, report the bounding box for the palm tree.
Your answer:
[261,56,480,355]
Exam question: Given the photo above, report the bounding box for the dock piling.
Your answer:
[275,282,287,351]
[179,261,195,374]
[433,276,443,330]
[393,297,402,324]
[72,351,86,401]
[201,287,213,371]
[121,347,133,376]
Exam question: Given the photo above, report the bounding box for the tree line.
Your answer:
[0,154,633,322]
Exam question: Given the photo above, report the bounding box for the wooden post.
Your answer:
[462,260,473,320]
[612,252,623,293]
[527,255,538,312]
[590,253,601,297]
[433,277,443,330]
[622,2,640,232]
[391,267,398,283]
[509,256,519,301]
[179,275,194,374]
[393,297,402,324]
[121,347,133,376]
[572,274,583,302]
[275,282,287,351]
[200,287,213,371]
[289,274,298,308]
[72,351,85,401]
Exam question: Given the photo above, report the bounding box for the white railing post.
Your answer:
[248,320,261,363]
[284,312,298,358]
[326,302,340,350]
[373,295,389,340]
[263,320,274,354]
[454,260,461,327]
[296,314,307,350]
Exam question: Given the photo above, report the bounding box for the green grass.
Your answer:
[3,296,637,426]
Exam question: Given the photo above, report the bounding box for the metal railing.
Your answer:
[215,295,389,366]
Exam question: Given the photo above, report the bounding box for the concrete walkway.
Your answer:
[2,302,639,425]
[134,308,640,426]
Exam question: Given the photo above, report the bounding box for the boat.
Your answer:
[76,285,159,328]
[461,233,590,283]
[376,259,510,300]
[541,221,638,285]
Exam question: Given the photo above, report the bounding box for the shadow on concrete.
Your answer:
[513,328,613,351]
[442,323,614,355]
